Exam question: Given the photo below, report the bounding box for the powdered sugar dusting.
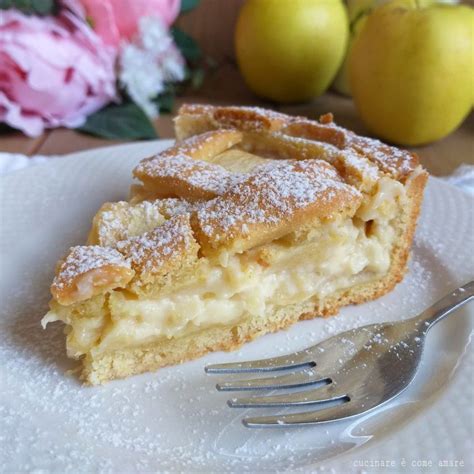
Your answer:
[116,215,194,274]
[52,246,130,291]
[156,197,196,217]
[96,199,197,247]
[340,149,380,183]
[350,135,417,177]
[96,201,165,246]
[97,203,131,244]
[139,200,165,224]
[135,153,241,196]
[181,104,418,179]
[281,116,417,179]
[197,159,361,239]
[224,105,290,121]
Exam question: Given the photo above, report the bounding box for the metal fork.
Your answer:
[205,281,474,427]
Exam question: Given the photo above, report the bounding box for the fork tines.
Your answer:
[205,354,354,427]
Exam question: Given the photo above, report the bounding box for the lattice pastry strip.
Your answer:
[192,159,362,256]
[175,105,419,182]
[133,130,243,201]
[51,246,134,306]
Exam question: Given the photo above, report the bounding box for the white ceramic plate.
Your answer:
[1,141,473,473]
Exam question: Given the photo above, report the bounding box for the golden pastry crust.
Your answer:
[282,118,347,148]
[192,159,362,256]
[283,117,419,181]
[177,104,295,134]
[175,104,419,182]
[88,201,167,247]
[132,130,243,201]
[134,153,237,201]
[331,150,380,192]
[44,103,428,385]
[116,214,200,295]
[162,129,242,159]
[51,246,134,306]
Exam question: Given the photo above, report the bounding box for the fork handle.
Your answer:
[415,280,474,331]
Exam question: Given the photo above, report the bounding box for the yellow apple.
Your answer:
[235,0,349,103]
[333,0,461,96]
[350,0,473,146]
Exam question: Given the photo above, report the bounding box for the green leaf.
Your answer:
[0,0,57,15]
[180,0,200,14]
[0,0,14,10]
[171,27,202,63]
[78,103,157,140]
[155,92,174,114]
[31,0,55,14]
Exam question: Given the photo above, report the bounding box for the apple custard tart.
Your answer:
[42,104,428,385]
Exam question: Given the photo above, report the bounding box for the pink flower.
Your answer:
[0,9,117,137]
[80,0,181,47]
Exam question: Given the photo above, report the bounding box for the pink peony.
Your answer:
[80,0,181,47]
[0,8,117,137]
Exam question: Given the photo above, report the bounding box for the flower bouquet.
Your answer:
[0,0,203,139]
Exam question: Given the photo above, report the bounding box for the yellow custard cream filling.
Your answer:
[43,177,406,358]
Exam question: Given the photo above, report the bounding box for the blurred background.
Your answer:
[0,0,472,176]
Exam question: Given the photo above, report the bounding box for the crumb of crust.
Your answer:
[319,112,334,124]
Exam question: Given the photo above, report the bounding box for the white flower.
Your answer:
[119,16,185,118]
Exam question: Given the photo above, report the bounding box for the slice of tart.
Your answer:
[42,105,428,385]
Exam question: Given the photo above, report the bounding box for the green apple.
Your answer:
[235,0,349,103]
[350,0,473,146]
[333,0,460,96]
